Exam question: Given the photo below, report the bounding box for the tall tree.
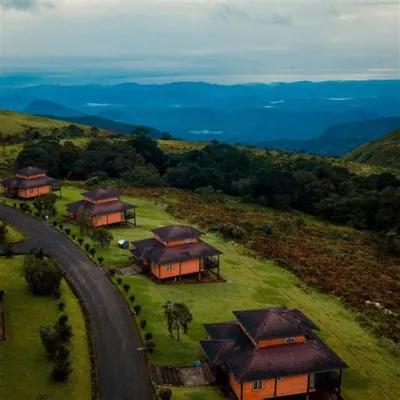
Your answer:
[163,301,193,342]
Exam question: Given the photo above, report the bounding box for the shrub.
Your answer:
[109,267,116,276]
[28,209,32,214]
[59,224,64,231]
[116,277,122,285]
[35,212,40,217]
[24,255,62,297]
[98,256,104,265]
[39,326,61,360]
[123,283,130,293]
[84,243,90,252]
[13,203,17,208]
[158,388,172,400]
[145,332,153,340]
[72,234,76,240]
[65,228,71,236]
[52,221,58,227]
[89,248,96,257]
[58,301,66,312]
[54,316,73,343]
[56,345,70,361]
[134,304,141,315]
[51,359,72,381]
[78,238,84,245]
[4,244,13,259]
[145,340,156,353]
[140,319,147,329]
[129,295,136,303]
[219,223,246,240]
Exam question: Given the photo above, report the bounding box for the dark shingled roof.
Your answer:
[200,310,347,382]
[16,166,45,176]
[2,176,60,189]
[83,188,120,201]
[67,199,135,215]
[131,237,222,264]
[233,307,319,341]
[151,225,203,241]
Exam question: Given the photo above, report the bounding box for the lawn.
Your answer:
[0,256,91,400]
[3,223,26,243]
[3,186,400,400]
[169,387,223,399]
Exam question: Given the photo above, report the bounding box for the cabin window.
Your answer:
[252,380,263,391]
[30,188,34,193]
[284,337,296,344]
[184,239,191,244]
[96,215,102,221]
[277,377,283,382]
[166,263,173,271]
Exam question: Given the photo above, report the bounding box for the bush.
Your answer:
[116,277,122,285]
[65,228,71,235]
[58,301,66,312]
[39,326,61,360]
[13,203,17,208]
[219,223,246,240]
[78,238,84,245]
[52,221,58,227]
[129,295,135,303]
[24,255,62,297]
[56,345,70,361]
[84,243,90,252]
[51,359,72,381]
[158,388,172,400]
[145,332,153,340]
[98,256,104,265]
[140,319,147,329]
[72,234,76,240]
[109,267,116,276]
[134,304,141,315]
[59,224,64,231]
[123,283,130,293]
[89,248,96,257]
[145,340,156,353]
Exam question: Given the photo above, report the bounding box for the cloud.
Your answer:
[270,13,293,26]
[2,0,56,11]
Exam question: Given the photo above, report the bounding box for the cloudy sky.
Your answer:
[0,0,399,84]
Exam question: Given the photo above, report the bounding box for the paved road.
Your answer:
[0,205,153,400]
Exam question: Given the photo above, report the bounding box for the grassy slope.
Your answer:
[0,256,91,400]
[29,186,399,400]
[0,110,108,137]
[170,387,223,399]
[344,128,400,170]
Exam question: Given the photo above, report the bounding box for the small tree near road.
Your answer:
[91,228,113,247]
[163,301,193,342]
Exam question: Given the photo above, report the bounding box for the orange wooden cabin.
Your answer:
[1,167,60,199]
[66,188,136,228]
[131,225,222,283]
[200,307,347,400]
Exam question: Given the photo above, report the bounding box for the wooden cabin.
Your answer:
[66,188,136,228]
[131,225,222,282]
[1,167,60,199]
[200,307,348,400]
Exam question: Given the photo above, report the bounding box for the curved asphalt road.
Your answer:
[0,205,153,400]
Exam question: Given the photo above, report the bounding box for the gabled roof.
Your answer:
[16,166,45,176]
[67,199,135,215]
[204,322,245,341]
[233,307,319,341]
[83,188,120,201]
[131,237,222,264]
[151,225,203,241]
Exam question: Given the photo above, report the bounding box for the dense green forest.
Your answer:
[16,136,400,246]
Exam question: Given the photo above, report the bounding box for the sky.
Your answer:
[0,0,399,84]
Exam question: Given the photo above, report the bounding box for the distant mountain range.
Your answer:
[1,80,399,152]
[261,117,400,156]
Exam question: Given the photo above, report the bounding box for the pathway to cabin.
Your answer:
[0,204,153,400]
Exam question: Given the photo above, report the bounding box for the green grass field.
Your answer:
[169,387,223,399]
[0,256,91,400]
[2,223,26,243]
[3,187,400,400]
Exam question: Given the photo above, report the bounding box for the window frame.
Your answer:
[284,337,296,344]
[166,263,174,271]
[184,238,191,244]
[252,380,263,391]
[96,215,102,221]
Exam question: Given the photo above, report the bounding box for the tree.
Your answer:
[76,210,93,236]
[51,359,72,381]
[39,326,61,359]
[91,228,113,247]
[24,255,62,297]
[163,301,193,341]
